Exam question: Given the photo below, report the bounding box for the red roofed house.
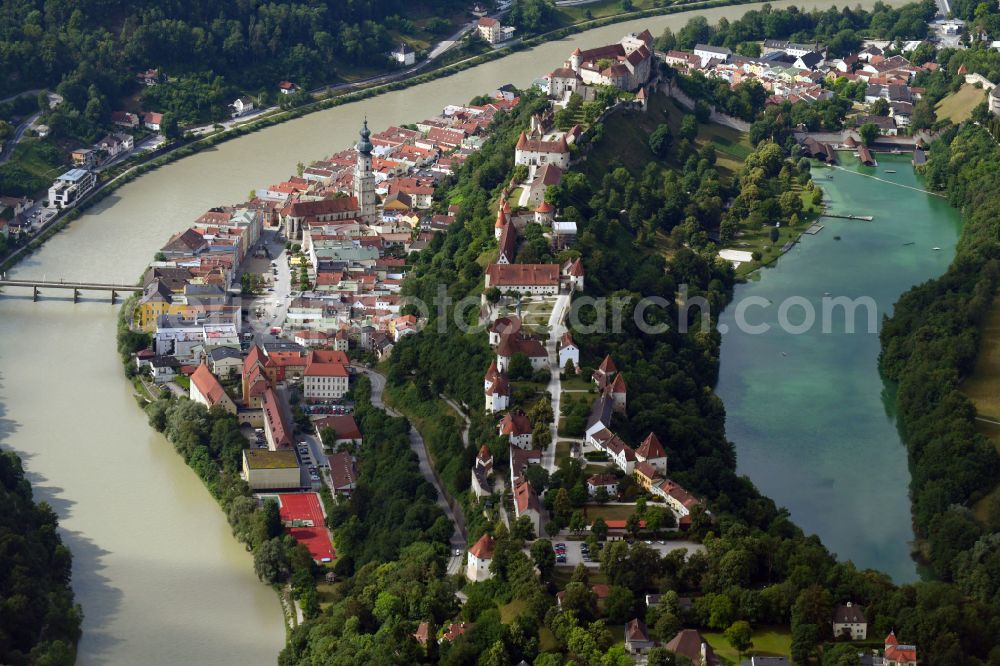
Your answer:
[440,622,471,643]
[563,257,585,291]
[471,445,494,498]
[513,480,542,536]
[884,631,917,666]
[484,360,511,413]
[558,331,580,371]
[635,433,667,474]
[496,330,548,372]
[515,132,570,179]
[190,363,237,414]
[587,473,619,497]
[664,629,721,665]
[413,622,430,646]
[278,80,298,94]
[242,346,269,408]
[466,533,495,582]
[303,350,349,402]
[653,479,703,527]
[293,330,330,348]
[593,354,618,389]
[262,387,292,450]
[625,618,655,654]
[313,414,362,448]
[485,263,561,295]
[499,412,533,449]
[327,451,357,495]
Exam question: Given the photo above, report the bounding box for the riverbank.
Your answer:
[0,0,910,276]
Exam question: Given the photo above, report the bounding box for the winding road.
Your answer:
[359,367,466,575]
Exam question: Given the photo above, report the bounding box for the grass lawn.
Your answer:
[539,626,559,651]
[935,83,987,124]
[0,138,68,196]
[961,295,1000,419]
[556,441,572,467]
[561,375,594,392]
[580,91,753,185]
[703,625,792,664]
[499,598,528,624]
[553,0,664,27]
[174,375,191,390]
[583,504,636,523]
[552,568,609,588]
[316,581,343,610]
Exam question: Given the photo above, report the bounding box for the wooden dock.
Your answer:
[805,224,824,235]
[822,213,873,221]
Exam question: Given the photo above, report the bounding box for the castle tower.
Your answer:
[353,118,377,223]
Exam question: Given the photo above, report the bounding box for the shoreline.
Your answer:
[0,0,880,276]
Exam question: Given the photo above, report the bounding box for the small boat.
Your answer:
[932,247,941,251]
[886,170,896,173]
[902,242,915,246]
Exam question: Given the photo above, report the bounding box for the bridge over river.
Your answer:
[0,278,142,303]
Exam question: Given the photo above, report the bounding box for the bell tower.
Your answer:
[353,118,377,223]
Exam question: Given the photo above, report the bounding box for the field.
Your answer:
[0,138,68,197]
[935,83,987,124]
[582,503,636,522]
[703,625,792,663]
[580,92,753,184]
[962,294,1000,521]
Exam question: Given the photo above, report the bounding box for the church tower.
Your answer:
[353,118,377,223]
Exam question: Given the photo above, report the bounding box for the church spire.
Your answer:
[357,117,373,156]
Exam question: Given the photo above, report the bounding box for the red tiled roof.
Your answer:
[469,533,495,559]
[191,363,228,406]
[327,451,357,490]
[499,412,532,436]
[313,415,361,440]
[486,263,560,287]
[636,433,665,460]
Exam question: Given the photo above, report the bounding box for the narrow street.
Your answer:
[360,367,466,575]
[543,293,572,473]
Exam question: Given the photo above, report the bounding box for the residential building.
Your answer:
[694,44,732,66]
[278,80,298,95]
[496,331,548,372]
[230,96,255,118]
[652,479,703,527]
[262,387,292,450]
[143,111,163,131]
[48,169,96,209]
[514,132,570,179]
[327,451,358,494]
[471,444,494,498]
[111,111,140,128]
[485,263,561,295]
[441,623,471,643]
[499,412,533,449]
[303,350,350,401]
[587,473,619,497]
[313,414,363,448]
[833,602,868,640]
[883,631,917,666]
[513,480,542,536]
[190,363,237,414]
[562,257,585,291]
[477,17,513,44]
[484,361,511,412]
[625,619,654,654]
[72,148,97,168]
[467,533,495,582]
[635,432,667,474]
[242,449,300,490]
[208,346,243,379]
[664,629,721,666]
[558,332,579,371]
[96,133,134,159]
[391,43,416,66]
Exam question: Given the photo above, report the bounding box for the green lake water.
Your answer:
[715,153,963,582]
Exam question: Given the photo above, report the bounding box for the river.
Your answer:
[716,154,963,583]
[0,1,908,663]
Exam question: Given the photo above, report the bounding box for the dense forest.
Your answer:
[880,123,1000,603]
[0,450,82,666]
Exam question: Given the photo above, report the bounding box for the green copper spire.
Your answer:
[357,117,373,156]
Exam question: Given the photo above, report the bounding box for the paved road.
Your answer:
[441,395,471,448]
[361,367,466,575]
[0,91,61,165]
[543,293,572,472]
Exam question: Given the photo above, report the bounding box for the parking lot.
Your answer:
[552,538,706,568]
